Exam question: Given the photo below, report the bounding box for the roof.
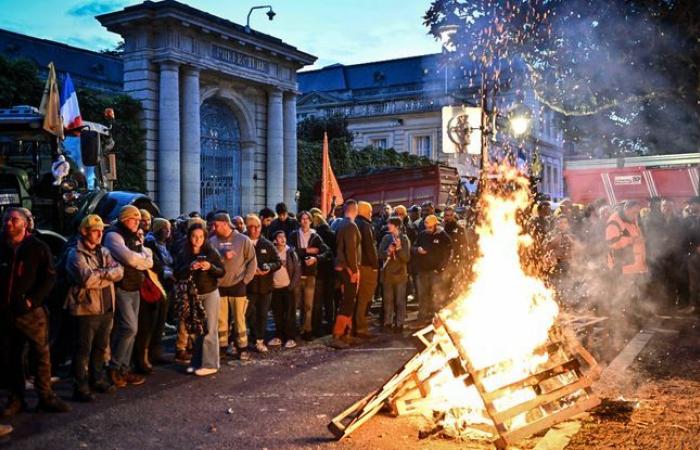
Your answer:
[97,0,316,66]
[0,27,123,92]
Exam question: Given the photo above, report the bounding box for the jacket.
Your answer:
[378,233,411,284]
[0,232,56,316]
[64,238,124,316]
[266,217,299,240]
[174,243,225,295]
[288,229,330,277]
[606,211,647,274]
[356,215,379,269]
[335,217,362,272]
[144,233,174,285]
[103,222,153,291]
[247,237,282,295]
[412,228,453,273]
[210,230,257,296]
[313,223,336,276]
[273,245,302,291]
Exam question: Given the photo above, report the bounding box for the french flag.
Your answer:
[60,73,83,133]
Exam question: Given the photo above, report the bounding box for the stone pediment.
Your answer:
[297,91,346,107]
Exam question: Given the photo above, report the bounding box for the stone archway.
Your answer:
[200,98,242,215]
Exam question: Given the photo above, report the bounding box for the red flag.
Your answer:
[320,132,343,216]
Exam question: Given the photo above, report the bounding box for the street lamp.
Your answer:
[246,5,276,32]
[507,103,533,138]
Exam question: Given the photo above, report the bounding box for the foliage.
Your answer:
[297,138,432,210]
[297,112,354,143]
[424,0,700,157]
[0,55,44,107]
[78,90,146,192]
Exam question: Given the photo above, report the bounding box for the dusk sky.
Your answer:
[0,0,442,69]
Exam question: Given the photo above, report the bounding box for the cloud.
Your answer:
[68,0,125,17]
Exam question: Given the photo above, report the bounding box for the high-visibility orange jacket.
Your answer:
[606,211,647,274]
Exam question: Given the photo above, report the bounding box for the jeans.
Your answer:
[416,271,440,320]
[314,273,336,335]
[354,266,378,334]
[4,307,54,400]
[295,276,316,333]
[248,291,273,342]
[271,288,297,341]
[383,280,407,327]
[218,295,248,348]
[110,288,140,371]
[134,298,164,367]
[74,313,112,392]
[191,290,220,370]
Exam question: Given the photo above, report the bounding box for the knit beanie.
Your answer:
[118,205,141,223]
[358,201,372,219]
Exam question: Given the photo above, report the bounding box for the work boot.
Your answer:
[109,368,127,388]
[123,372,146,386]
[0,397,24,419]
[72,388,96,403]
[0,423,12,437]
[175,350,191,364]
[134,361,153,375]
[92,381,116,395]
[36,394,71,413]
[329,336,350,349]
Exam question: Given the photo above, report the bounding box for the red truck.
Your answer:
[330,164,465,210]
[564,153,699,205]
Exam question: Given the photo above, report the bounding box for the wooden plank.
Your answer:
[492,375,593,424]
[533,420,582,450]
[482,359,580,403]
[497,395,600,446]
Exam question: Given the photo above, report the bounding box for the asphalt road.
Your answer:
[0,332,420,450]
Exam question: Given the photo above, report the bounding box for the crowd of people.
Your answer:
[1,192,699,435]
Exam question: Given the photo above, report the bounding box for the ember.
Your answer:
[329,165,602,448]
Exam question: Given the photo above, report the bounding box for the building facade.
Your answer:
[298,54,566,201]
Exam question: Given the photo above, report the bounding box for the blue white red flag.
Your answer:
[60,73,83,132]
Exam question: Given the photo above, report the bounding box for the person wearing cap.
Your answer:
[209,212,257,360]
[245,214,282,352]
[65,214,124,401]
[413,214,452,321]
[416,201,438,233]
[103,205,153,387]
[354,201,379,339]
[267,202,299,241]
[0,207,70,417]
[135,218,175,371]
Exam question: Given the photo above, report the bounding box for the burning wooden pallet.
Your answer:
[328,313,601,448]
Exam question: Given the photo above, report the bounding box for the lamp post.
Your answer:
[245,5,276,32]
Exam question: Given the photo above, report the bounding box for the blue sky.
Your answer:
[0,0,442,69]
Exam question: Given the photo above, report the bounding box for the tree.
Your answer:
[297,113,354,143]
[424,0,700,157]
[0,55,44,107]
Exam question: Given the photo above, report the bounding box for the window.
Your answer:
[412,135,432,158]
[370,138,387,149]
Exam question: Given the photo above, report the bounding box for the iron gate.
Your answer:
[200,98,242,215]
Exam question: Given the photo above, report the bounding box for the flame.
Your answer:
[436,164,560,432]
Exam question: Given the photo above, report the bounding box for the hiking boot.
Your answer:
[239,350,251,361]
[175,350,191,364]
[0,423,12,437]
[73,389,96,403]
[92,381,116,395]
[301,331,314,342]
[284,339,297,349]
[109,368,127,388]
[36,395,71,413]
[255,340,268,353]
[267,337,282,347]
[329,337,350,349]
[123,372,146,386]
[0,397,24,419]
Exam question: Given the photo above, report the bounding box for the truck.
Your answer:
[564,153,700,206]
[330,164,470,211]
[0,105,159,255]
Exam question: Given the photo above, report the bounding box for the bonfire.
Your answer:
[329,165,601,449]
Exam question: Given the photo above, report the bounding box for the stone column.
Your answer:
[283,92,298,211]
[158,61,181,218]
[180,67,201,214]
[266,88,284,206]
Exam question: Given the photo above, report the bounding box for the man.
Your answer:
[139,209,152,234]
[209,212,257,360]
[245,214,281,352]
[268,202,299,240]
[0,208,69,416]
[354,201,379,339]
[443,206,469,298]
[65,215,124,401]
[258,207,276,239]
[232,216,246,234]
[416,201,438,232]
[373,203,392,238]
[103,205,153,387]
[289,211,330,340]
[330,200,362,349]
[413,215,452,321]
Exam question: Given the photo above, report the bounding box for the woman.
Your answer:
[378,217,411,333]
[174,223,224,376]
[270,230,302,349]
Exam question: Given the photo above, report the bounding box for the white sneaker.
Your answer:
[226,343,238,356]
[267,337,282,347]
[255,340,268,353]
[194,368,218,377]
[186,366,195,374]
[284,339,297,349]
